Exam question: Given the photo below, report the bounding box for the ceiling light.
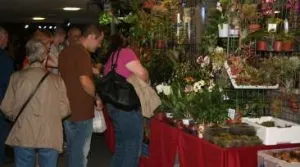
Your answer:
[54,26,57,29]
[49,26,53,29]
[32,17,45,21]
[24,24,29,29]
[38,26,42,29]
[67,22,71,27]
[63,7,81,11]
[274,11,280,14]
[43,26,47,29]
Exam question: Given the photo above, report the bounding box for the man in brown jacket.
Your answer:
[0,39,71,167]
[59,24,104,167]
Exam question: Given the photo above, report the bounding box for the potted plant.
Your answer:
[158,81,194,128]
[267,17,283,32]
[240,3,261,32]
[282,32,295,52]
[246,30,270,51]
[143,0,155,9]
[218,16,229,38]
[273,33,283,52]
[279,56,300,92]
[216,1,231,37]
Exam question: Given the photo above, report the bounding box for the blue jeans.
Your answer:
[0,111,10,165]
[14,147,58,167]
[63,119,93,167]
[107,104,143,167]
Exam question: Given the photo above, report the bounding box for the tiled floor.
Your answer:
[3,133,112,167]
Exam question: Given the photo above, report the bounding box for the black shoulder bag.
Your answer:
[13,72,50,124]
[97,49,140,111]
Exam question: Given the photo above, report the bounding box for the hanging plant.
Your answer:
[99,11,113,25]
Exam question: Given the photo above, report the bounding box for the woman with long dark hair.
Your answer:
[103,33,148,167]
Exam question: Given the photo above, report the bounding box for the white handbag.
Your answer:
[93,109,107,133]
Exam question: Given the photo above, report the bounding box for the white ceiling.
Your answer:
[0,0,101,23]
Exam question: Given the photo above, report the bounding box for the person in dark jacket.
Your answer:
[0,26,14,165]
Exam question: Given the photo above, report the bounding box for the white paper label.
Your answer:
[228,108,236,120]
[268,24,277,32]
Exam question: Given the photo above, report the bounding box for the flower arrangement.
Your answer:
[261,0,276,16]
[155,47,229,124]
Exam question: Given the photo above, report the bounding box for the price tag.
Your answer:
[228,108,236,120]
[268,24,277,32]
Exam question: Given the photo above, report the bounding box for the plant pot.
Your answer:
[143,1,154,9]
[248,24,261,32]
[176,120,184,130]
[256,41,268,51]
[273,41,283,52]
[218,23,229,38]
[156,40,165,49]
[155,112,166,121]
[282,41,294,52]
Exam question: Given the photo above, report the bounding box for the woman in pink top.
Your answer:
[104,34,148,167]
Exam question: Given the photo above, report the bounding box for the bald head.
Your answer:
[0,27,8,49]
[67,27,81,45]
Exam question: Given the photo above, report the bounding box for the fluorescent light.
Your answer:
[24,24,29,29]
[32,17,45,21]
[63,7,81,11]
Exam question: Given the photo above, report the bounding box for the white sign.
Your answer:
[228,108,236,120]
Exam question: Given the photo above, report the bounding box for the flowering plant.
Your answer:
[155,48,229,124]
[215,0,232,27]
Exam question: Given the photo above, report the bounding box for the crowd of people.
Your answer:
[0,23,149,167]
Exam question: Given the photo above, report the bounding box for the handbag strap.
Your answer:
[13,71,50,124]
[111,48,122,70]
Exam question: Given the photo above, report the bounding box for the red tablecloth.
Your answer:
[178,131,225,167]
[148,119,178,167]
[103,113,300,167]
[176,124,300,167]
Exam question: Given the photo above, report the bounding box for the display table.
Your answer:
[103,109,300,167]
[177,124,300,167]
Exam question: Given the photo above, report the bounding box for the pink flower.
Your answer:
[184,85,193,93]
[203,56,210,65]
[196,56,204,64]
